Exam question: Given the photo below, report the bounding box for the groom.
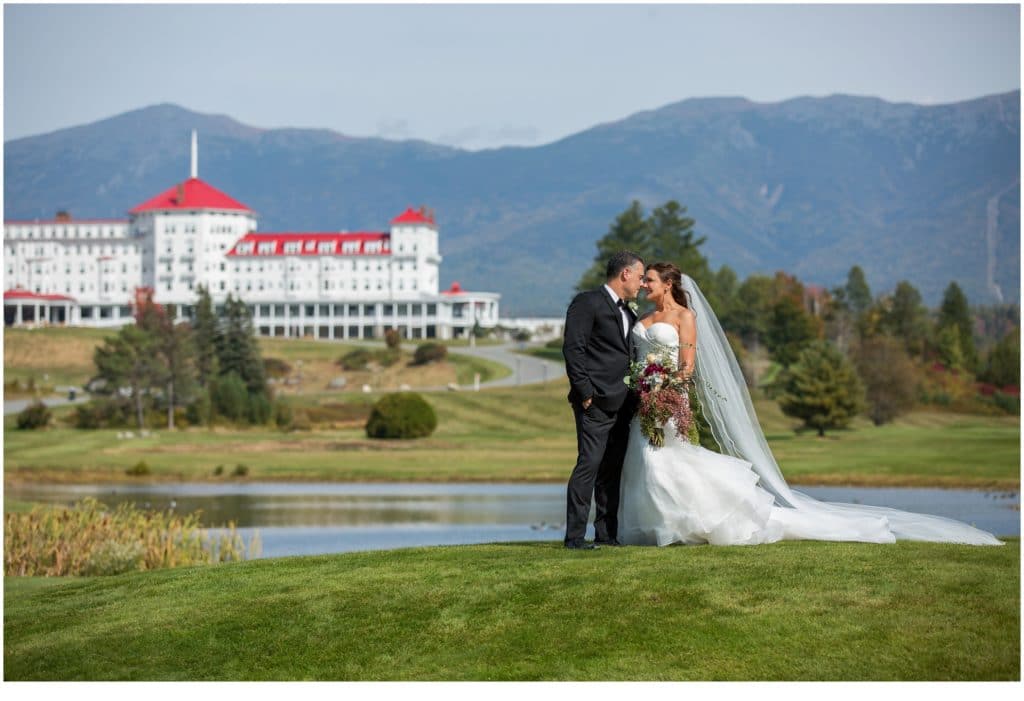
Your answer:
[562,251,646,549]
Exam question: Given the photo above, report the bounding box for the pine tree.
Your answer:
[92,325,161,428]
[765,296,819,367]
[575,199,711,296]
[878,281,931,357]
[937,282,978,371]
[778,341,865,436]
[135,290,197,429]
[980,329,1021,388]
[844,265,872,316]
[193,285,220,387]
[576,201,649,291]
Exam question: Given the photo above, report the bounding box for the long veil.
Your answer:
[681,274,1003,546]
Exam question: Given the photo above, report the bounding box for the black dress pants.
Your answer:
[565,401,632,543]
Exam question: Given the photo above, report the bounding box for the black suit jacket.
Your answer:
[562,287,636,412]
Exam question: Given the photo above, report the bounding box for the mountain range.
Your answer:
[4,92,1019,316]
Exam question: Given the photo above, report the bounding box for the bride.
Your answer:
[617,262,1003,547]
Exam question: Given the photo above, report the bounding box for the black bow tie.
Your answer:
[616,299,628,310]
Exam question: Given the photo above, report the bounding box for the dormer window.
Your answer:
[284,241,301,255]
[258,242,275,255]
[342,241,360,254]
[236,242,254,255]
[318,241,335,254]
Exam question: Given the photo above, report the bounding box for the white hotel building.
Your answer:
[3,136,499,340]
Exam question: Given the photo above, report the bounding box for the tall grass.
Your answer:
[4,498,260,576]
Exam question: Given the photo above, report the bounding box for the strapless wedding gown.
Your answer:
[618,321,897,546]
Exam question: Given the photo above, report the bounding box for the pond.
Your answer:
[7,482,1018,558]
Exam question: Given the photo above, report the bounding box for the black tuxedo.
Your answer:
[561,287,638,544]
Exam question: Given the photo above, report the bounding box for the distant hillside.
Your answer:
[5,93,1019,315]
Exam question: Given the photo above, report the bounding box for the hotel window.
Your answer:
[284,241,301,255]
[258,242,274,255]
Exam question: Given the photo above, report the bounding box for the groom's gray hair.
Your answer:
[606,251,644,280]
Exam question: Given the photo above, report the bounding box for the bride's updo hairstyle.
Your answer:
[648,262,692,310]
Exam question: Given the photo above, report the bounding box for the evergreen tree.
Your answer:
[728,274,775,349]
[878,281,931,357]
[219,296,266,395]
[575,199,711,296]
[135,290,197,429]
[193,285,220,387]
[937,282,978,371]
[765,296,819,367]
[980,329,1021,388]
[778,341,865,436]
[844,265,872,316]
[577,201,649,291]
[92,325,161,428]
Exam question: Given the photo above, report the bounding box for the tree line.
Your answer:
[578,200,1021,435]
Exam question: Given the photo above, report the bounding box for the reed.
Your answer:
[4,498,259,577]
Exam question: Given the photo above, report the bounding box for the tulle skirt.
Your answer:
[618,418,897,546]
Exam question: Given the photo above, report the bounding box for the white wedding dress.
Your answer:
[618,316,1003,547]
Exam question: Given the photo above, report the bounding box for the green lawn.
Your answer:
[4,376,1019,487]
[3,539,1018,680]
[4,379,1019,488]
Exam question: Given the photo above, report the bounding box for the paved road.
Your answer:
[4,387,91,416]
[448,342,565,390]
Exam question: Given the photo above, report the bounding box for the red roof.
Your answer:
[129,177,252,214]
[4,288,76,302]
[441,282,465,295]
[226,232,391,257]
[391,207,436,226]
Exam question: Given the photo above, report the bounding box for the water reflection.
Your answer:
[7,482,1018,557]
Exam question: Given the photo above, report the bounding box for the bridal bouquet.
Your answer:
[624,349,694,448]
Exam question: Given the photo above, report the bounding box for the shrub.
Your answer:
[16,401,51,430]
[186,389,213,427]
[365,392,438,439]
[72,399,134,429]
[385,328,402,350]
[290,411,312,432]
[339,348,373,371]
[992,391,1020,415]
[211,372,248,422]
[247,391,272,425]
[273,398,294,428]
[263,357,292,379]
[125,461,151,477]
[232,464,250,477]
[545,337,563,350]
[413,343,447,366]
[338,347,400,370]
[213,464,224,476]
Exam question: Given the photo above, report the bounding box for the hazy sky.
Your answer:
[4,2,1020,150]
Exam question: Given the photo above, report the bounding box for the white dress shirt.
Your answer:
[604,284,631,339]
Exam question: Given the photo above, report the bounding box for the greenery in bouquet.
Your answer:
[625,348,695,448]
